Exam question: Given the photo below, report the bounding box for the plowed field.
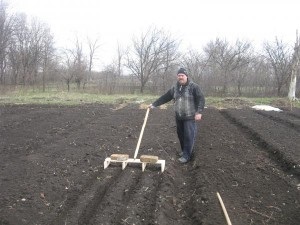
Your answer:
[0,104,299,225]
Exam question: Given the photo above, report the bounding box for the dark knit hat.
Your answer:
[177,67,188,76]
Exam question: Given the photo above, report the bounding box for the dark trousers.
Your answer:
[176,118,197,161]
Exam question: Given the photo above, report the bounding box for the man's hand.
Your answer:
[148,104,155,109]
[195,113,202,121]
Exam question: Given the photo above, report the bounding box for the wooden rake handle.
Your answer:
[133,108,150,159]
[217,192,232,225]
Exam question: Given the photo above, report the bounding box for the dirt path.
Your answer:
[0,104,299,225]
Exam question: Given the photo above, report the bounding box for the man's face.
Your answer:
[177,73,188,85]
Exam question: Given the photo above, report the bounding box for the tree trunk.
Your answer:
[288,30,300,100]
[42,70,46,92]
[288,72,297,100]
[237,82,242,97]
[140,84,144,93]
[67,80,70,92]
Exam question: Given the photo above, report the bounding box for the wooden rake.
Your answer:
[104,108,165,172]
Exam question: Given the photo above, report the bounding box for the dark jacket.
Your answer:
[152,80,205,120]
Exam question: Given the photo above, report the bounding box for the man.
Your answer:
[149,68,205,163]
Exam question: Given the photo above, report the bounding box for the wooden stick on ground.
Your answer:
[250,208,275,221]
[217,192,232,225]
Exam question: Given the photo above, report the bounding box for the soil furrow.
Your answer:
[193,109,300,224]
[255,110,300,132]
[77,168,141,225]
[50,168,122,225]
[90,170,161,224]
[220,109,300,180]
[287,109,300,119]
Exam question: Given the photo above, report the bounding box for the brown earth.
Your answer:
[0,103,299,225]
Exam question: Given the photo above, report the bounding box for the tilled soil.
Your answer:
[0,104,299,225]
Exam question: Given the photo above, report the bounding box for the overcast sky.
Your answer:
[7,0,300,69]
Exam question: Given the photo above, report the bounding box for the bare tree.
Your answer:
[13,13,31,85]
[40,27,54,91]
[288,31,300,100]
[28,19,43,87]
[125,27,179,93]
[181,49,210,85]
[232,41,253,96]
[105,42,126,93]
[116,42,124,77]
[264,38,292,96]
[234,59,252,96]
[72,38,87,89]
[11,14,50,87]
[60,49,75,92]
[0,1,15,84]
[0,3,55,89]
[8,37,21,84]
[60,39,87,90]
[159,40,180,92]
[101,64,118,94]
[87,36,100,82]
[204,38,252,95]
